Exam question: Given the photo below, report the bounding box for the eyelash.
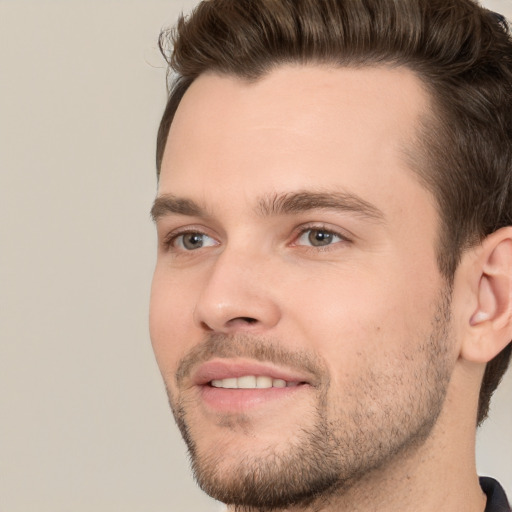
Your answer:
[292,224,351,250]
[161,224,351,253]
[162,228,210,250]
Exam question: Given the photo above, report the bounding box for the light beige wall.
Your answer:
[0,1,510,511]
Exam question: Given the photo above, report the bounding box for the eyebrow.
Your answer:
[151,190,384,223]
[151,195,206,221]
[256,191,385,221]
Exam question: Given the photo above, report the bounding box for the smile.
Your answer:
[210,375,301,389]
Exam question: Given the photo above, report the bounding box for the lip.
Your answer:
[200,385,306,412]
[192,358,313,413]
[192,358,312,386]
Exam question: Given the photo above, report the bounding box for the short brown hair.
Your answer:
[156,0,512,424]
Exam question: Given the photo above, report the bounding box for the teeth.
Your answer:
[256,376,272,388]
[221,377,237,388]
[273,379,286,388]
[238,376,256,388]
[210,376,298,389]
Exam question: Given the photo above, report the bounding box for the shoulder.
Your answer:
[480,476,511,512]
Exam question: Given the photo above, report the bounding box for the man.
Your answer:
[149,0,512,510]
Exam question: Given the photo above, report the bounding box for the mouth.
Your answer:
[193,358,312,387]
[210,375,302,389]
[192,359,312,412]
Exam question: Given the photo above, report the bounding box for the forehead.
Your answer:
[159,65,432,221]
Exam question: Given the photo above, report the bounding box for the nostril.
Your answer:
[228,316,258,325]
[238,317,258,324]
[198,316,259,332]
[200,321,214,331]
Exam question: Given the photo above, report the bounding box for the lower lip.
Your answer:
[199,384,307,412]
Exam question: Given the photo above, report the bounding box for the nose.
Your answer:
[193,249,281,334]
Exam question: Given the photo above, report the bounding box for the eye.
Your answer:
[172,232,218,251]
[296,228,344,247]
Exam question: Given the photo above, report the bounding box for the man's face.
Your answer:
[150,66,458,509]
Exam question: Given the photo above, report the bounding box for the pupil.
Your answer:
[184,233,203,250]
[309,230,333,246]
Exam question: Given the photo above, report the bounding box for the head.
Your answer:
[150,0,512,509]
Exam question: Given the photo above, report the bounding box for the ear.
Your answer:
[459,227,512,363]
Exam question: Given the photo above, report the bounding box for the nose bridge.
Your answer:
[193,242,281,332]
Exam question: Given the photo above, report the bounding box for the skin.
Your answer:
[150,66,490,511]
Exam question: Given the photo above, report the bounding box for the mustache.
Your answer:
[175,332,328,388]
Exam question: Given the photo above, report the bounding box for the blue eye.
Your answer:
[173,232,217,251]
[296,228,343,247]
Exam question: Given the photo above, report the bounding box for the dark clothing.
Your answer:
[481,477,511,512]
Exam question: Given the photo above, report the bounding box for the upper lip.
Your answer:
[192,358,313,386]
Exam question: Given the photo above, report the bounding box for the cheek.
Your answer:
[283,262,441,378]
[149,266,198,375]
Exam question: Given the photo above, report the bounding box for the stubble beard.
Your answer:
[167,290,454,512]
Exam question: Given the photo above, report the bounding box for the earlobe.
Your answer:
[462,229,512,364]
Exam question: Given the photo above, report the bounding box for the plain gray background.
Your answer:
[0,1,510,511]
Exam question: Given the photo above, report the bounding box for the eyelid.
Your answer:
[158,222,353,252]
[290,223,353,246]
[161,225,220,250]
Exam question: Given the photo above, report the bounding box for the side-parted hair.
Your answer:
[156,0,512,425]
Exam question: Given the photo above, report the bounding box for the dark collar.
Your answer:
[480,477,511,512]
